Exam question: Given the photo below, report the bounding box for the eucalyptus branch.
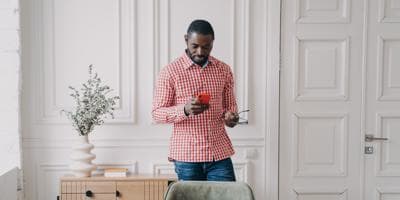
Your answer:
[61,65,120,136]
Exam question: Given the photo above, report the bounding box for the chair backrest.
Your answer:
[164,181,255,200]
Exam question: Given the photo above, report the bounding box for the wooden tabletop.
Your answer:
[60,174,177,181]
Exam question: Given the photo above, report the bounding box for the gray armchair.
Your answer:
[164,181,255,200]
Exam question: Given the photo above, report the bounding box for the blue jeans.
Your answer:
[174,157,236,181]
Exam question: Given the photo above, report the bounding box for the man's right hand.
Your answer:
[184,98,209,116]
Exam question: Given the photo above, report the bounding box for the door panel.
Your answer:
[292,113,348,177]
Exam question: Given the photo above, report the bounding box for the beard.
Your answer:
[186,50,208,66]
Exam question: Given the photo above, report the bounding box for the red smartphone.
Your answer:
[197,92,211,104]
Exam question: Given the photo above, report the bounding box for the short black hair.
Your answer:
[187,19,215,39]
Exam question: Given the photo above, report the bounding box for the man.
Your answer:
[152,19,239,181]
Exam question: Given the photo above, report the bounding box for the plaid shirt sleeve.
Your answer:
[152,67,188,124]
[223,67,238,114]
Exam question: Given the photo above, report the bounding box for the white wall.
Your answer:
[21,0,277,199]
[0,0,21,175]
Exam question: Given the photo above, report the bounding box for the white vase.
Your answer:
[70,135,97,177]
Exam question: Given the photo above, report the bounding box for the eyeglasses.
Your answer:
[235,109,250,125]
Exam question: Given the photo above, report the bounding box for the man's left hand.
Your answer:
[224,111,239,128]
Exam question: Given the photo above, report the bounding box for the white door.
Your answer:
[280,0,400,199]
[364,0,400,199]
[279,0,365,199]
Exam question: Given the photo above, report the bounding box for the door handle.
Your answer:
[365,134,388,142]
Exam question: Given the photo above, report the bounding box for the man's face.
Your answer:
[185,32,214,65]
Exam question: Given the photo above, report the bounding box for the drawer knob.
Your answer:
[85,190,93,197]
[116,190,120,197]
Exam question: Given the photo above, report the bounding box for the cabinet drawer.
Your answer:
[61,193,115,200]
[116,180,168,200]
[87,193,115,200]
[61,194,85,200]
[85,181,116,194]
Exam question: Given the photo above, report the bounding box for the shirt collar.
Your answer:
[182,52,214,69]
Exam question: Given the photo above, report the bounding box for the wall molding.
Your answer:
[152,163,175,176]
[35,163,69,200]
[233,0,250,119]
[152,160,249,182]
[23,137,265,149]
[23,0,270,199]
[34,0,137,124]
[265,0,281,199]
[152,0,250,118]
[152,0,169,83]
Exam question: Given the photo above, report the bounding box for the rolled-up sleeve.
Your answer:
[152,67,188,124]
[223,67,238,114]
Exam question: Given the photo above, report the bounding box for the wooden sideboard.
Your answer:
[59,174,176,200]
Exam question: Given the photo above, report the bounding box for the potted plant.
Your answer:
[62,65,119,177]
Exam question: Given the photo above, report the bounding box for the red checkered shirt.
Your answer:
[152,52,238,162]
